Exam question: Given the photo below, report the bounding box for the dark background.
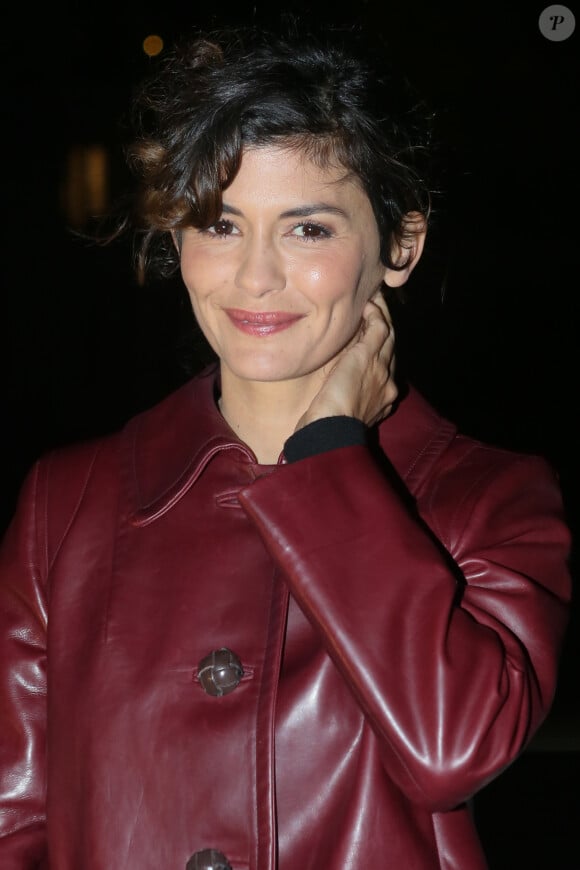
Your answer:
[3,2,579,866]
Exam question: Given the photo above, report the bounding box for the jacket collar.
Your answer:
[125,364,254,524]
[125,364,456,525]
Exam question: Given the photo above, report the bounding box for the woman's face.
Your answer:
[179,145,391,390]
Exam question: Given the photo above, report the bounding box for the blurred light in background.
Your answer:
[62,145,109,228]
[143,34,164,57]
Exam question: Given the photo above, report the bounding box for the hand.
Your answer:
[296,290,398,431]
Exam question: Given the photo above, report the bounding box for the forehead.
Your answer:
[224,144,371,211]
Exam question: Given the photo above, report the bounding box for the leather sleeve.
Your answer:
[0,462,48,868]
[238,442,572,811]
[0,440,101,866]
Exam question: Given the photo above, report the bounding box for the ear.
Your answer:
[383,211,427,288]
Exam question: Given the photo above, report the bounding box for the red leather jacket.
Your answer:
[0,368,572,869]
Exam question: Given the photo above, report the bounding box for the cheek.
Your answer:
[179,250,197,291]
[180,251,221,303]
[300,256,361,305]
[310,258,380,314]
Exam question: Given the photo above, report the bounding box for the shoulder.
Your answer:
[24,369,222,538]
[382,383,567,547]
[382,382,560,493]
[35,370,214,487]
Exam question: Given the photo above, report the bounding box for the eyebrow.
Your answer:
[221,203,350,220]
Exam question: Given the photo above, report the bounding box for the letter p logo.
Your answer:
[539,5,576,40]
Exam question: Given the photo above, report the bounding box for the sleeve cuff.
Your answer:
[283,416,367,463]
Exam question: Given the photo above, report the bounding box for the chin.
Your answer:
[231,364,298,383]
[220,340,337,384]
[223,354,311,384]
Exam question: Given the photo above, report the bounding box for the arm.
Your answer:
[238,440,571,811]
[0,462,48,867]
[240,290,571,809]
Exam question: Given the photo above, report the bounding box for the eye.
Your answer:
[206,219,238,237]
[291,222,332,241]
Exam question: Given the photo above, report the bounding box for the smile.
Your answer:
[224,308,304,336]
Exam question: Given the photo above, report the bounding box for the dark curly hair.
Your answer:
[119,23,434,285]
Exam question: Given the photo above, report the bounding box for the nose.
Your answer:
[234,234,286,297]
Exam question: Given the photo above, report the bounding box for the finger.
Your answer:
[362,301,393,340]
[367,288,393,324]
[361,304,394,355]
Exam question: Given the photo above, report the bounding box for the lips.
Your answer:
[224,308,304,336]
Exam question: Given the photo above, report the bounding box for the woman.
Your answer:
[0,25,572,870]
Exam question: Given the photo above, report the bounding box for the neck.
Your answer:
[218,367,322,464]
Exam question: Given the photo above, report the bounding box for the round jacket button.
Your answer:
[186,849,232,870]
[197,647,243,696]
